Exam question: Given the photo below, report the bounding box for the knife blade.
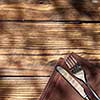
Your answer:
[56,66,89,100]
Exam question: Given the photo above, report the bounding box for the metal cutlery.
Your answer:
[56,66,89,100]
[64,54,100,100]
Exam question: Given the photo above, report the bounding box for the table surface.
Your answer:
[0,0,100,100]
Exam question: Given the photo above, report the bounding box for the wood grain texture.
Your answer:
[0,77,49,100]
[0,22,100,76]
[0,0,100,20]
[0,21,100,99]
[0,0,100,99]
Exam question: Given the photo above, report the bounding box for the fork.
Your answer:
[64,54,100,100]
[56,66,90,100]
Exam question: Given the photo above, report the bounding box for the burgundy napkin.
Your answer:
[39,57,84,100]
[39,53,100,100]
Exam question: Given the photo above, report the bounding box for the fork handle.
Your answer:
[85,83,100,100]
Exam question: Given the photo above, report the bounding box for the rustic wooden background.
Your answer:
[0,0,100,100]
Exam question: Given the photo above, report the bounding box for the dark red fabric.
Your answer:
[65,53,100,100]
[39,58,83,100]
[39,53,100,100]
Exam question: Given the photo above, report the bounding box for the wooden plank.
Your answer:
[0,0,99,20]
[0,0,52,4]
[0,77,49,100]
[0,1,99,100]
[0,22,99,76]
[0,22,100,48]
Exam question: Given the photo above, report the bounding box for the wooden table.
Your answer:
[0,0,100,100]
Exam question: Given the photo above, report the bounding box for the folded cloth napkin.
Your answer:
[64,53,100,100]
[39,53,100,100]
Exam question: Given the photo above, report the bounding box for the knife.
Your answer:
[56,66,90,100]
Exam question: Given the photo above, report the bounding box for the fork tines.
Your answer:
[65,54,82,74]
